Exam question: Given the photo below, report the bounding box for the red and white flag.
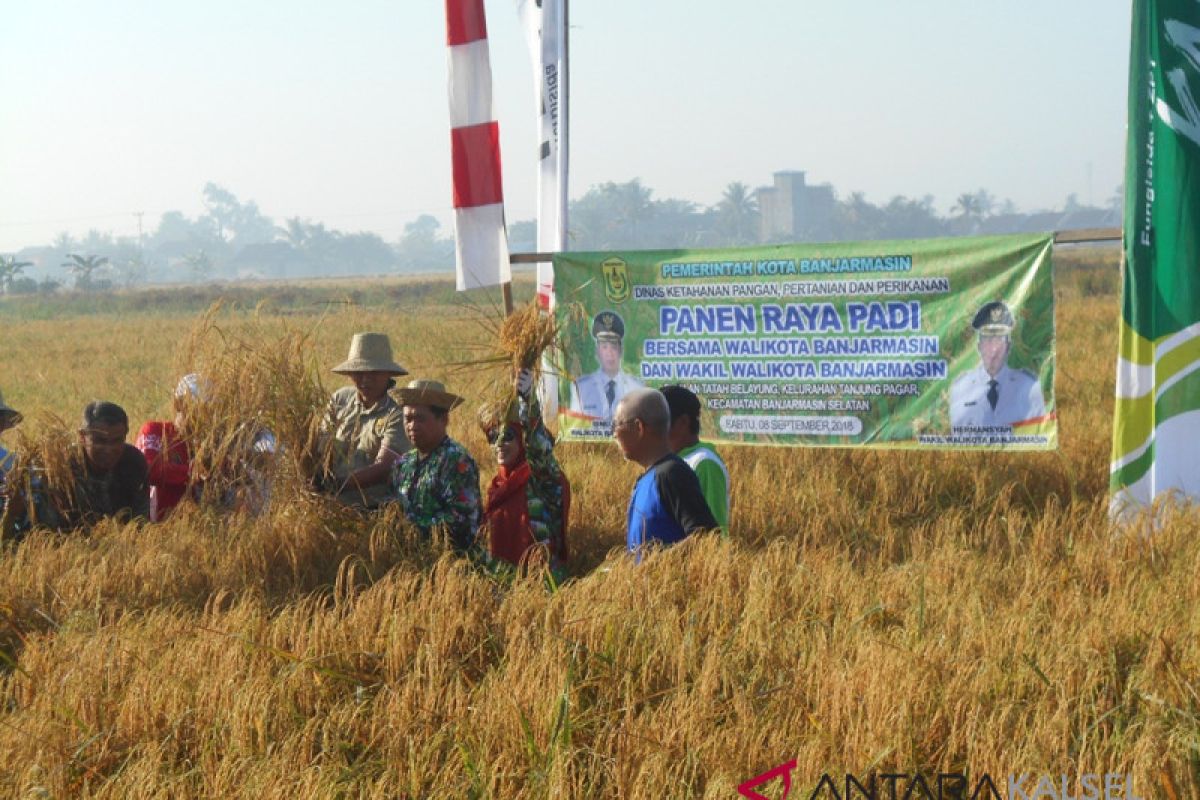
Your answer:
[446,0,511,290]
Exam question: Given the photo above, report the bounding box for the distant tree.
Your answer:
[50,232,75,264]
[0,256,33,294]
[650,198,701,246]
[396,215,454,271]
[335,232,397,275]
[831,191,884,240]
[1109,184,1124,212]
[183,250,214,282]
[613,179,655,244]
[716,181,760,244]
[952,189,994,234]
[151,210,215,248]
[276,217,312,250]
[8,276,38,295]
[569,179,656,248]
[115,254,148,288]
[203,183,276,247]
[878,195,944,239]
[62,254,111,291]
[953,192,982,219]
[508,219,536,253]
[973,189,995,217]
[79,228,114,254]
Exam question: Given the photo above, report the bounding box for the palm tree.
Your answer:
[61,253,109,291]
[611,179,654,245]
[0,256,33,294]
[952,189,997,234]
[276,217,311,250]
[953,192,982,219]
[717,181,760,244]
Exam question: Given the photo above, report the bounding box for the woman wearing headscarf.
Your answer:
[136,374,207,522]
[480,368,570,580]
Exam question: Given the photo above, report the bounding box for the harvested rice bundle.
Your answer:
[497,301,561,372]
[0,415,79,534]
[170,305,330,504]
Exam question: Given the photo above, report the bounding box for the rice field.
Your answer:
[0,248,1197,799]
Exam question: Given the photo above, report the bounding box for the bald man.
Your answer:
[611,388,718,555]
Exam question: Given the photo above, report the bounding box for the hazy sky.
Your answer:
[1,1,1130,252]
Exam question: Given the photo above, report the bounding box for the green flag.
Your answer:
[1111,0,1200,515]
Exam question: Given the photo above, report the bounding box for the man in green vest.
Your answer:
[660,385,730,536]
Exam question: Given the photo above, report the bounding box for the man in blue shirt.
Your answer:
[612,388,718,555]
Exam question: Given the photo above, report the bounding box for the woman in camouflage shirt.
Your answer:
[480,369,570,580]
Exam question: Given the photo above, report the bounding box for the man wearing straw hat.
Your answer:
[390,379,481,552]
[319,332,412,509]
[949,301,1045,430]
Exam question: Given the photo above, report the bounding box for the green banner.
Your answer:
[553,233,1056,450]
[1110,0,1200,514]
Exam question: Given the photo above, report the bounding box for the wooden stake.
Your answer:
[501,280,514,316]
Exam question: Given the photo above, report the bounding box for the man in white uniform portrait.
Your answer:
[949,300,1046,430]
[569,310,644,422]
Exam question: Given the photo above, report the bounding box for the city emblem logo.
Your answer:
[601,257,630,303]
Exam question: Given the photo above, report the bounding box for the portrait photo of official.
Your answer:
[949,300,1046,430]
[569,310,645,422]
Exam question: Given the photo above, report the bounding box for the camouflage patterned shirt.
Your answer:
[391,436,480,551]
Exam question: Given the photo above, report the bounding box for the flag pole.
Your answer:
[558,0,569,254]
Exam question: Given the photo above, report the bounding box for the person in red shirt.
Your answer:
[136,374,206,522]
[479,369,570,580]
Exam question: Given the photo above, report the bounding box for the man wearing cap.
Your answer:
[319,332,412,509]
[390,379,481,552]
[661,385,730,536]
[949,301,1046,430]
[569,310,644,423]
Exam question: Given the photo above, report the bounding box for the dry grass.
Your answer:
[0,255,1197,798]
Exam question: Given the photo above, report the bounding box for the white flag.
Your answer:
[516,0,567,307]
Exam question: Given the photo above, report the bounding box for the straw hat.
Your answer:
[393,379,464,411]
[0,388,21,428]
[332,332,409,375]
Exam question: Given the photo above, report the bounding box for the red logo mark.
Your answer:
[738,759,798,800]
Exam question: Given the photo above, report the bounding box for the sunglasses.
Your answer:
[82,430,126,447]
[488,426,518,446]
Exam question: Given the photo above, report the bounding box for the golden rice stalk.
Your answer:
[475,300,585,417]
[171,304,332,499]
[1,413,82,531]
[497,301,561,372]
[497,300,585,372]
